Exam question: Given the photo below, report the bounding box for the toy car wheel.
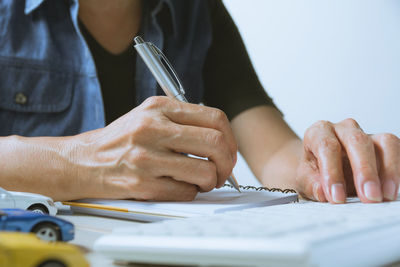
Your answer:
[32,223,61,242]
[38,260,66,267]
[28,204,49,214]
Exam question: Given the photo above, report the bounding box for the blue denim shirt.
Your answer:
[0,0,211,136]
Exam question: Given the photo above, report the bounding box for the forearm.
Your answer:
[0,135,88,201]
[258,138,302,190]
[231,105,302,190]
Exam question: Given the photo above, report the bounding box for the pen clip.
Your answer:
[149,43,185,95]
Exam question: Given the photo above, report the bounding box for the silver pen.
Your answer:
[134,36,241,193]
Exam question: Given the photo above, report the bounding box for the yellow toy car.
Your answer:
[0,232,89,267]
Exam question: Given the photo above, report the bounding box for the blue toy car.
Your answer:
[0,209,74,242]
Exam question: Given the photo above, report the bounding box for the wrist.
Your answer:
[61,130,105,200]
[259,138,302,190]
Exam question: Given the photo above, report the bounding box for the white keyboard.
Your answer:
[94,198,400,267]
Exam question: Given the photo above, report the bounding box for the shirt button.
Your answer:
[14,92,28,105]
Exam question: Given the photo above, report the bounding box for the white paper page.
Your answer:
[74,187,297,218]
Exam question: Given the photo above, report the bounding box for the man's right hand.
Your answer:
[72,96,237,201]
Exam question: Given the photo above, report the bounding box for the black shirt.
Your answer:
[80,0,276,125]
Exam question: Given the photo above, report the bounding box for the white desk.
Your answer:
[58,207,400,267]
[57,211,139,267]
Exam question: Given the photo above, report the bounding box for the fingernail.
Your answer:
[331,183,346,203]
[363,181,382,202]
[312,182,321,202]
[383,180,396,201]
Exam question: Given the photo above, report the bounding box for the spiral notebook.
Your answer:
[63,185,298,222]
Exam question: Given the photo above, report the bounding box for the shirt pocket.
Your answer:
[0,58,74,136]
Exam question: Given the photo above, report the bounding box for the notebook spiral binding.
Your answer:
[223,184,297,194]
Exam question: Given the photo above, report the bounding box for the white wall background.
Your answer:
[224,0,400,186]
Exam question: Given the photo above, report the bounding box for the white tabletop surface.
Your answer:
[57,205,400,267]
[57,208,145,267]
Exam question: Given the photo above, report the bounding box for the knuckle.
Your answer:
[312,120,332,130]
[206,108,228,131]
[132,116,159,138]
[173,100,186,114]
[135,116,152,131]
[171,125,184,140]
[341,118,360,129]
[211,108,228,125]
[130,147,151,167]
[377,133,399,145]
[200,163,218,191]
[142,96,167,110]
[318,137,341,153]
[303,128,313,140]
[350,131,371,146]
[209,130,225,148]
[305,120,332,139]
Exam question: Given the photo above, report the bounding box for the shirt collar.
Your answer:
[24,0,46,15]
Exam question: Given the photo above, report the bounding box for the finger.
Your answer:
[160,123,234,187]
[304,121,347,203]
[141,96,238,163]
[98,167,199,201]
[139,176,199,201]
[334,119,382,203]
[371,134,400,201]
[141,151,218,192]
[296,152,328,202]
